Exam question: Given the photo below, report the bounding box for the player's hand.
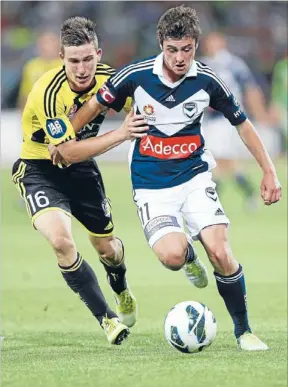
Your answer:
[260,171,282,205]
[119,111,149,140]
[48,144,68,166]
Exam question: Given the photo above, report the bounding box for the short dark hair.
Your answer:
[157,5,202,46]
[60,16,98,50]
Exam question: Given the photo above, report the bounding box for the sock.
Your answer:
[59,253,117,324]
[185,241,196,264]
[214,264,251,338]
[234,174,254,198]
[99,238,127,295]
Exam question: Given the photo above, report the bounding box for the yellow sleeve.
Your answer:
[32,70,76,146]
[123,97,133,113]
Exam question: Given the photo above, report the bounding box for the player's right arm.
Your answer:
[70,69,138,134]
[33,71,147,164]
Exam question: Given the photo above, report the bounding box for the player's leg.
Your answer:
[134,184,208,288]
[68,160,137,328]
[199,224,268,351]
[12,159,128,344]
[181,170,267,350]
[89,235,137,328]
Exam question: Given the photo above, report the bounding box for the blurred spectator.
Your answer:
[269,54,288,155]
[1,1,287,111]
[17,30,62,110]
[200,32,271,211]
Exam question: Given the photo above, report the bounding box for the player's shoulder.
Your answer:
[110,55,156,85]
[96,62,116,76]
[32,66,67,95]
[195,60,215,75]
[119,55,156,72]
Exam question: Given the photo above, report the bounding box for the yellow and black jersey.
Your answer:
[21,63,131,160]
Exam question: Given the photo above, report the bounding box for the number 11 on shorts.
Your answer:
[138,202,150,225]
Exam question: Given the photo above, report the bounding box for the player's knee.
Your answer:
[97,237,124,266]
[51,235,75,256]
[159,249,186,271]
[208,243,234,275]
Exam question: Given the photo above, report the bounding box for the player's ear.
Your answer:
[97,48,102,61]
[59,47,64,60]
[195,42,199,50]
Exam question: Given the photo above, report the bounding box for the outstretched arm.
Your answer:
[52,111,148,164]
[236,119,282,205]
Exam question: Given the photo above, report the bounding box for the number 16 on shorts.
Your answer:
[26,190,50,215]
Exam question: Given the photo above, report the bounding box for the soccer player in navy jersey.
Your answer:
[57,6,281,350]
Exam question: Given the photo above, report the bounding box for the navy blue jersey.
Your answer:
[97,53,247,189]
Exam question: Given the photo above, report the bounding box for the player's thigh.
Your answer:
[134,186,184,248]
[34,209,73,246]
[12,159,71,227]
[68,161,114,236]
[152,231,188,263]
[182,172,230,240]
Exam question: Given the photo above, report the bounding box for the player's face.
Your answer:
[162,37,196,80]
[61,43,101,92]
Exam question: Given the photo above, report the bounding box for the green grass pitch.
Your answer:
[1,161,287,387]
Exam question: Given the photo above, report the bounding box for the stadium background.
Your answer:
[1,2,287,387]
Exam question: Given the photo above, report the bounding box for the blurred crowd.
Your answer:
[1,1,287,108]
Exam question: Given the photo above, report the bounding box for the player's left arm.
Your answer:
[236,119,282,205]
[209,76,281,205]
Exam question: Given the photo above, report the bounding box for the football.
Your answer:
[164,301,217,353]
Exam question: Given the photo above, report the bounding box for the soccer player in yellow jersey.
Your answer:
[12,17,147,345]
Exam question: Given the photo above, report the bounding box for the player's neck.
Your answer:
[162,61,185,83]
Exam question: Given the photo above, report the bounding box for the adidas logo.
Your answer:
[215,208,224,216]
[104,221,113,230]
[165,95,175,102]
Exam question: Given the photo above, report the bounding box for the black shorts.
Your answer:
[12,158,114,236]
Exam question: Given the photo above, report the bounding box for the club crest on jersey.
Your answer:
[143,104,154,115]
[68,104,78,119]
[205,187,217,202]
[101,198,111,218]
[183,102,198,118]
[46,119,67,138]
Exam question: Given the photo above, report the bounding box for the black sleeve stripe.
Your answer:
[51,76,67,117]
[97,63,115,71]
[96,71,116,77]
[44,69,66,118]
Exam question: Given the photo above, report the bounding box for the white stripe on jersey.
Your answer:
[196,62,231,97]
[111,58,155,85]
[112,65,154,88]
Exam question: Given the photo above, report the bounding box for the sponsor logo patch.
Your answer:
[144,215,180,241]
[205,187,217,202]
[46,119,67,138]
[143,104,154,115]
[140,135,201,160]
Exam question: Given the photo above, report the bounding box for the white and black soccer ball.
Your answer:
[164,301,217,353]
